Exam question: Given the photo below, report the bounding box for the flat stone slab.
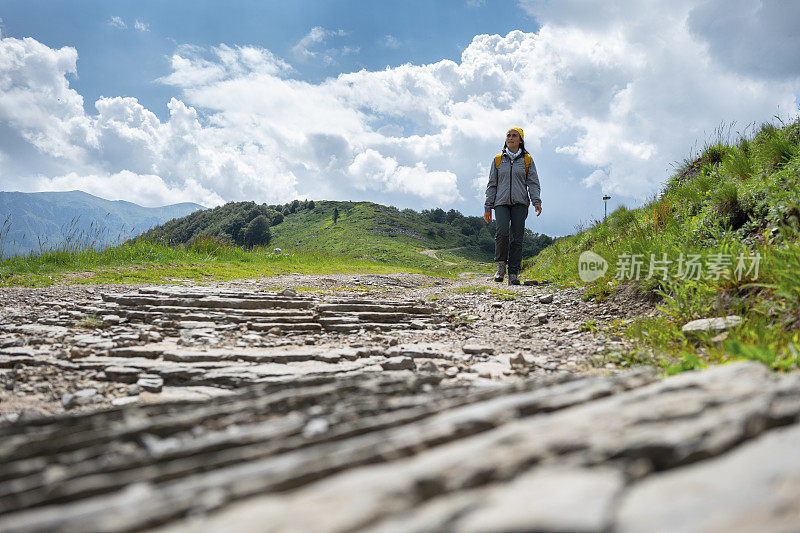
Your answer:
[104,366,141,383]
[616,422,800,532]
[142,363,799,533]
[109,344,171,358]
[136,375,164,393]
[138,386,235,403]
[462,344,494,355]
[681,315,742,336]
[370,466,624,533]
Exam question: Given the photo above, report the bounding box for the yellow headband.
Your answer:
[508,127,524,141]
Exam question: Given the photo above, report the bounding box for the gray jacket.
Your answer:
[484,150,541,210]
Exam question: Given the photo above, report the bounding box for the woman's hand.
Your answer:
[534,204,542,216]
[484,210,492,223]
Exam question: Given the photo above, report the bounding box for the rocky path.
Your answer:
[0,273,642,418]
[1,273,798,532]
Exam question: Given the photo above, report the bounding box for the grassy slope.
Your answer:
[269,201,490,273]
[523,119,800,373]
[0,240,466,287]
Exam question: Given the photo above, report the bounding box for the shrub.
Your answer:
[702,143,727,165]
[653,200,673,230]
[610,206,637,231]
[756,126,797,171]
[708,178,745,228]
[243,215,271,247]
[722,140,754,181]
[189,235,227,256]
[668,179,703,215]
[695,169,716,194]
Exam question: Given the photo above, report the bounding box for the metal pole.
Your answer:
[602,195,611,221]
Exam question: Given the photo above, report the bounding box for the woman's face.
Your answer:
[506,130,521,152]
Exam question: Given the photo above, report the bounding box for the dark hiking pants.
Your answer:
[494,204,528,275]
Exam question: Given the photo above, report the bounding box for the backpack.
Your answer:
[495,152,532,175]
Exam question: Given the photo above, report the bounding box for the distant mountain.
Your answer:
[0,190,205,256]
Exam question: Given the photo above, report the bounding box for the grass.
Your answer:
[75,316,103,328]
[0,239,475,287]
[451,284,519,300]
[523,117,800,374]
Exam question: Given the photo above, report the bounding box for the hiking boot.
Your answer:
[508,273,520,285]
[494,262,506,282]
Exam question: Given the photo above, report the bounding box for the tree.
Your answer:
[465,216,483,234]
[429,208,446,223]
[270,211,284,226]
[242,215,271,247]
[445,209,462,224]
[332,207,339,224]
[308,200,315,210]
[224,214,248,242]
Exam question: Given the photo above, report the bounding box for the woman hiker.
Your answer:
[483,127,542,285]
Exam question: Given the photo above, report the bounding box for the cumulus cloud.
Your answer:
[340,46,360,56]
[108,16,126,29]
[1,1,799,234]
[291,26,347,62]
[347,149,460,203]
[0,36,94,163]
[382,35,401,49]
[34,170,224,208]
[134,20,150,32]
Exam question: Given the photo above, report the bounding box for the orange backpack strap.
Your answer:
[494,152,531,176]
[496,152,532,175]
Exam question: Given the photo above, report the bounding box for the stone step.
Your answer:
[317,303,435,314]
[319,311,435,323]
[102,295,314,310]
[247,322,323,332]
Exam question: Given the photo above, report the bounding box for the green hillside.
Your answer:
[140,199,553,269]
[270,201,551,266]
[523,118,800,373]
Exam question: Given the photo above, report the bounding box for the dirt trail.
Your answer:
[418,247,465,265]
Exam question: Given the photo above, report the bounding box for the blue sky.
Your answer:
[1,1,798,237]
